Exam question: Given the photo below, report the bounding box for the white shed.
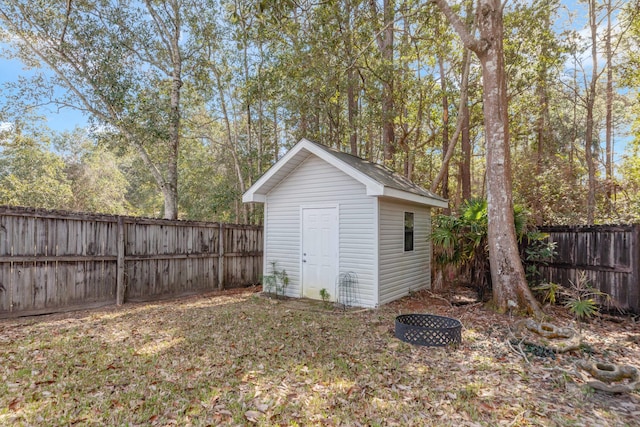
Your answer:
[242,138,448,308]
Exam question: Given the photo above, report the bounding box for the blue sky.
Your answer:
[1,55,88,132]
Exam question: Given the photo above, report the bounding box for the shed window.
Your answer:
[404,212,414,252]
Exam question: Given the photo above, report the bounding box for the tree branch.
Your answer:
[430,0,484,54]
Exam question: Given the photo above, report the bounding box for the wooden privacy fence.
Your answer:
[536,225,640,313]
[0,206,263,318]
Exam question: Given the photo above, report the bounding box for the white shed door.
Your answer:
[302,207,338,301]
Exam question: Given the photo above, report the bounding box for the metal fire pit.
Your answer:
[395,314,462,347]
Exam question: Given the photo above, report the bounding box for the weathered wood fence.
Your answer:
[0,206,263,318]
[536,225,640,313]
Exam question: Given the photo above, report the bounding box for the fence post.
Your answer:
[116,217,126,305]
[218,223,224,290]
[632,224,640,313]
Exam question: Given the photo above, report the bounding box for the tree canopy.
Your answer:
[0,0,637,225]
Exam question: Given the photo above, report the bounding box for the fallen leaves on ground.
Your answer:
[0,288,638,426]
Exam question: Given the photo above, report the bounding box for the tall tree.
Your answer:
[584,0,599,224]
[54,129,132,214]
[504,0,567,225]
[369,0,396,164]
[429,3,474,204]
[0,127,73,209]
[0,0,191,219]
[604,0,614,211]
[431,0,542,315]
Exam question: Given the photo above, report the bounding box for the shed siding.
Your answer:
[378,199,431,305]
[265,155,377,307]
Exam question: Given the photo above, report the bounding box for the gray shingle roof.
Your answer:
[310,140,447,202]
[243,138,448,207]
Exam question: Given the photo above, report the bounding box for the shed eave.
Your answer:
[242,193,266,203]
[380,187,449,208]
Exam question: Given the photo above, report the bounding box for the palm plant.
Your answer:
[535,272,610,331]
[431,198,532,299]
[432,199,490,297]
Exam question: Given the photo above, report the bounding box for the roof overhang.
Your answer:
[242,138,448,209]
[381,187,449,208]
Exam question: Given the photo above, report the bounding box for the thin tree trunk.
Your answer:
[570,64,577,177]
[438,50,450,204]
[534,89,544,226]
[242,32,253,182]
[348,66,358,155]
[461,100,471,201]
[533,80,547,225]
[605,0,614,213]
[585,0,598,225]
[213,66,247,223]
[460,0,474,202]
[273,108,278,163]
[382,0,395,164]
[258,38,265,175]
[345,0,358,156]
[369,0,395,165]
[430,48,472,195]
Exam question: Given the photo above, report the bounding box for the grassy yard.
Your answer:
[1,288,639,426]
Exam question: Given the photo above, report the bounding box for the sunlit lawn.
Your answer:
[1,289,638,426]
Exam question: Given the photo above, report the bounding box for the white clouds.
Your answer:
[565,3,627,71]
[0,121,14,133]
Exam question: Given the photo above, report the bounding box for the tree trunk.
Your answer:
[273,108,279,163]
[438,51,450,204]
[585,0,598,225]
[533,81,547,226]
[461,99,471,201]
[381,0,395,164]
[345,0,359,156]
[460,0,474,203]
[213,65,248,223]
[146,0,182,220]
[348,67,358,155]
[605,0,614,213]
[478,2,538,315]
[258,38,265,175]
[429,48,472,197]
[432,0,542,316]
[369,0,395,165]
[430,0,474,205]
[166,30,181,219]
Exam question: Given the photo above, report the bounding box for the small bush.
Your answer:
[262,261,289,299]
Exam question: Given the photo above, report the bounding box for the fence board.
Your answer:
[536,225,640,313]
[0,206,262,318]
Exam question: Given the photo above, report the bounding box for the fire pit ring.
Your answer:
[395,314,462,347]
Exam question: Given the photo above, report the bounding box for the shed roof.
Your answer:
[242,138,448,208]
